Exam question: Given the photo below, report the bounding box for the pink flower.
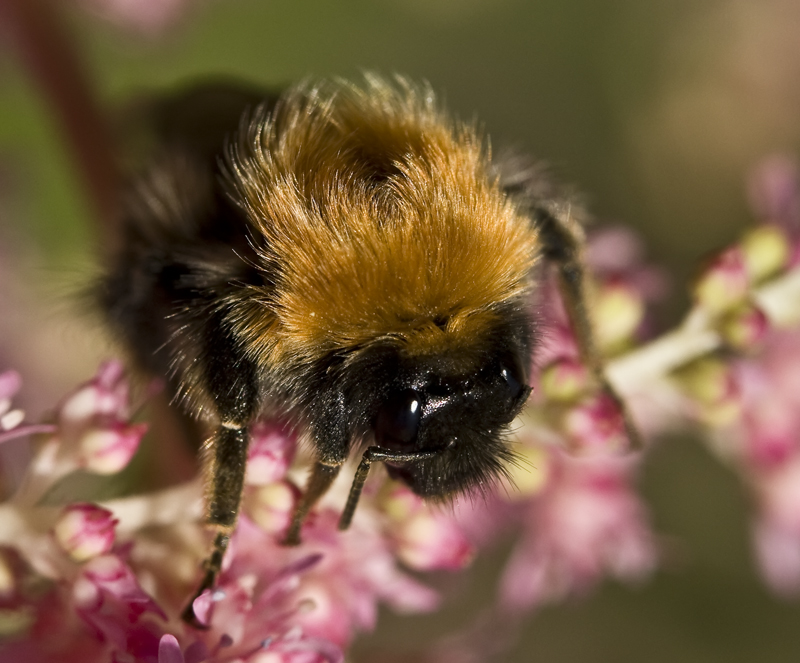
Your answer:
[137,511,435,660]
[246,422,297,486]
[0,362,449,662]
[752,457,800,596]
[499,449,656,612]
[562,392,628,454]
[731,329,800,468]
[381,485,473,572]
[267,512,439,648]
[72,554,166,655]
[6,523,347,662]
[54,503,118,561]
[182,525,346,662]
[56,361,147,474]
[0,575,110,662]
[245,480,301,538]
[693,246,750,315]
[710,327,800,594]
[77,0,196,36]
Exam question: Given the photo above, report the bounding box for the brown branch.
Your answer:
[0,0,117,244]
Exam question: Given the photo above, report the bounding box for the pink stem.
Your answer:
[0,0,117,244]
[0,423,57,446]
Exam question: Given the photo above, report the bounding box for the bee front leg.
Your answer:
[182,309,258,627]
[181,423,249,627]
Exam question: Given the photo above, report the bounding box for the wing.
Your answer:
[99,81,281,416]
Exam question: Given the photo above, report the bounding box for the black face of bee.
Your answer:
[377,353,530,496]
[302,304,534,499]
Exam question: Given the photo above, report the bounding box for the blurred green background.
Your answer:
[2,0,800,660]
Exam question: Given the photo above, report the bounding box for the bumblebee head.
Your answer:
[302,302,534,499]
[374,349,531,497]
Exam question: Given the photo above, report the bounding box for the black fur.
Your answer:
[99,83,276,416]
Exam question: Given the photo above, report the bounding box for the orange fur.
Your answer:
[225,77,539,367]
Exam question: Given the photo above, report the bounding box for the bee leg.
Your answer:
[283,460,342,545]
[181,424,249,627]
[338,447,439,531]
[182,310,258,628]
[535,207,643,451]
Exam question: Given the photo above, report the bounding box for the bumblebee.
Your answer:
[98,76,634,624]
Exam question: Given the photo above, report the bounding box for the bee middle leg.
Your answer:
[181,309,258,627]
[283,460,342,545]
[534,205,643,450]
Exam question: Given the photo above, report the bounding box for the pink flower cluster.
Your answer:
[738,330,800,595]
[6,157,800,658]
[678,324,800,597]
[0,364,475,662]
[675,154,800,596]
[77,0,196,35]
[484,226,661,613]
[0,215,688,662]
[498,448,655,611]
[0,223,668,661]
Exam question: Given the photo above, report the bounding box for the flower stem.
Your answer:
[608,267,800,392]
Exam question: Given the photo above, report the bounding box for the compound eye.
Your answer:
[375,389,423,450]
[500,363,526,404]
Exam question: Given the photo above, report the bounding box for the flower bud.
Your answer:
[0,550,15,597]
[245,480,300,536]
[54,503,118,562]
[395,510,473,571]
[245,421,296,486]
[719,302,770,350]
[59,361,128,426]
[382,486,472,571]
[693,247,749,315]
[741,224,790,283]
[504,443,551,498]
[673,358,741,427]
[381,483,423,522]
[594,280,645,350]
[563,393,627,454]
[0,370,24,431]
[78,422,147,474]
[540,359,589,402]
